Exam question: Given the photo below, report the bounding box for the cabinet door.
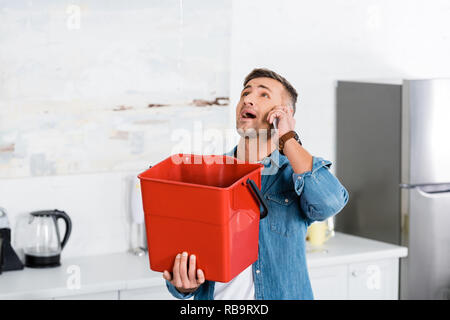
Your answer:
[308,265,348,300]
[54,291,119,300]
[119,286,180,300]
[348,259,398,300]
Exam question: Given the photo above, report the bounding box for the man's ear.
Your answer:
[287,105,295,115]
[282,92,295,115]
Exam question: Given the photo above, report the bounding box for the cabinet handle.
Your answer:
[351,270,359,277]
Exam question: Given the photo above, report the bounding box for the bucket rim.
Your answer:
[137,154,264,191]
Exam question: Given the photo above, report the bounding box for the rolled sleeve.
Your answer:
[292,156,349,224]
[166,280,197,299]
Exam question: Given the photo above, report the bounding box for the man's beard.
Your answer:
[236,126,276,139]
[237,127,258,138]
[235,126,279,164]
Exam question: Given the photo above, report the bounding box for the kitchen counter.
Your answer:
[306,232,407,267]
[0,251,164,299]
[0,232,407,300]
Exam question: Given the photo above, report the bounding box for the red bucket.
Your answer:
[138,154,268,282]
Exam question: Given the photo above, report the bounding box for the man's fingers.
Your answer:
[197,269,205,285]
[267,110,285,124]
[267,111,276,123]
[172,253,182,287]
[266,109,278,121]
[179,251,190,287]
[163,270,172,281]
[267,108,286,118]
[168,252,205,291]
[188,254,197,282]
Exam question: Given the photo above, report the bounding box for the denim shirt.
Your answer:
[166,146,349,300]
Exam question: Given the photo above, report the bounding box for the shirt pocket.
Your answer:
[265,190,299,237]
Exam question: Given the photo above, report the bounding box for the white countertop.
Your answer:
[306,232,408,268]
[0,251,164,300]
[0,232,407,300]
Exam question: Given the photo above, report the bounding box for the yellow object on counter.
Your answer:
[306,221,332,247]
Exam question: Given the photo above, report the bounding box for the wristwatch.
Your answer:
[279,131,302,155]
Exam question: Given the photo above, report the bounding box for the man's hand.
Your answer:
[163,252,205,294]
[266,105,295,137]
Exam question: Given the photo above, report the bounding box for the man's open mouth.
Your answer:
[240,108,257,119]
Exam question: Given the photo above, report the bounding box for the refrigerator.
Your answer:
[334,79,450,300]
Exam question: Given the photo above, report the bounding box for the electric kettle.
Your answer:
[20,209,72,268]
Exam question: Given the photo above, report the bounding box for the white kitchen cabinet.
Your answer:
[54,290,119,300]
[306,233,407,300]
[308,265,348,299]
[309,258,400,300]
[347,259,398,300]
[119,277,193,300]
[119,286,178,300]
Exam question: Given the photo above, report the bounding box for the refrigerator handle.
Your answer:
[401,183,450,197]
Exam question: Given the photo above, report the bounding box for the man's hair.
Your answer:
[243,68,298,114]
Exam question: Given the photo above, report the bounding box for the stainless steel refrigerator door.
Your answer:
[336,81,402,245]
[402,79,450,185]
[402,184,450,299]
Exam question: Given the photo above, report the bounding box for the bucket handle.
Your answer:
[247,178,268,219]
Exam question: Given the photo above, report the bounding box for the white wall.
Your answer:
[0,0,231,178]
[1,170,137,259]
[0,0,232,259]
[229,0,450,172]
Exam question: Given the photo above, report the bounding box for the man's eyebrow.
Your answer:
[241,84,272,92]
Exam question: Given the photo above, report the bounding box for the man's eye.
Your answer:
[262,93,269,98]
[242,92,249,96]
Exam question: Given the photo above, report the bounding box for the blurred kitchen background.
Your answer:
[1,0,449,300]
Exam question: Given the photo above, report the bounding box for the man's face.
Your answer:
[236,77,287,135]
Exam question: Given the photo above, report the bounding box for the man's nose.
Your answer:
[243,95,254,106]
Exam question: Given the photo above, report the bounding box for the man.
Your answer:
[163,68,349,299]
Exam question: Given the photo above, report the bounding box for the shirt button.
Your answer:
[256,270,260,274]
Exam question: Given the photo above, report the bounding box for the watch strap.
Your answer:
[279,131,297,152]
[278,131,302,155]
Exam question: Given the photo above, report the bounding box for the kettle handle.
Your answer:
[247,178,269,219]
[54,210,72,249]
